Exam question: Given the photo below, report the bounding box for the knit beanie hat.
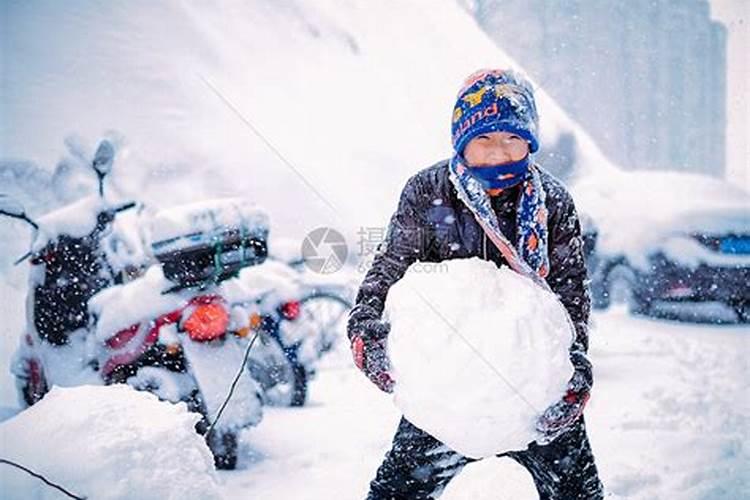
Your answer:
[451,69,540,156]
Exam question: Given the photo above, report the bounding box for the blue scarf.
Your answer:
[448,155,550,288]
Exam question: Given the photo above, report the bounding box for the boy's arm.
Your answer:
[545,189,592,362]
[536,188,593,442]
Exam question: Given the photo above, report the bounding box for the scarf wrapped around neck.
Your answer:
[448,155,550,290]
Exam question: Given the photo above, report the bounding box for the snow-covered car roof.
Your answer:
[666,206,749,236]
[571,169,749,259]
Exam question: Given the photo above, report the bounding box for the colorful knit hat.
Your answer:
[451,69,540,156]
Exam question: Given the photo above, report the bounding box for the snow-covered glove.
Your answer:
[349,319,395,393]
[535,351,592,445]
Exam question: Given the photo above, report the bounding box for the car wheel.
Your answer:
[607,265,650,315]
[732,299,749,323]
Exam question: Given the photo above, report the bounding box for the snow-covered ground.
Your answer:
[0,308,746,498]
[207,309,747,499]
[585,310,748,499]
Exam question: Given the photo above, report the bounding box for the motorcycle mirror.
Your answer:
[92,140,115,177]
[0,194,38,229]
[92,140,115,196]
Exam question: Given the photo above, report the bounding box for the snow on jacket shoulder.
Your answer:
[348,158,592,357]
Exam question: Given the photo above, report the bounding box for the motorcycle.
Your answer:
[2,140,271,469]
[89,197,271,469]
[1,139,145,408]
[1,137,350,465]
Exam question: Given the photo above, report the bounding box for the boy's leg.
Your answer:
[367,417,474,500]
[506,415,604,500]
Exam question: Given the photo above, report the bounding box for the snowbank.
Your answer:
[89,265,183,340]
[385,258,573,458]
[0,385,221,500]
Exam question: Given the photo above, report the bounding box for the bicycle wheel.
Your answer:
[280,291,352,368]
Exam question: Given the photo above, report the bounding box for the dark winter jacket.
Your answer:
[348,159,592,372]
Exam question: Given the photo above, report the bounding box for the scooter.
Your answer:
[1,139,144,408]
[89,198,270,469]
[2,141,268,469]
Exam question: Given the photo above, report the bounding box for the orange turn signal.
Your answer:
[249,312,263,330]
[184,303,229,341]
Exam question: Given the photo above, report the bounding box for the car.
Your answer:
[589,207,749,322]
[575,171,749,323]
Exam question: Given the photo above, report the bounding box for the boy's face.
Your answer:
[463,131,529,167]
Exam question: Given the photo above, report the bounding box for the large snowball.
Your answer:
[386,257,574,458]
[0,385,221,500]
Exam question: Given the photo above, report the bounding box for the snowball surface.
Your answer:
[386,257,574,458]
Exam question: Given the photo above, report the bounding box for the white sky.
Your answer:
[710,0,749,189]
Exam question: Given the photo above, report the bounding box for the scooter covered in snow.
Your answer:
[247,241,354,407]
[1,139,145,407]
[89,198,270,469]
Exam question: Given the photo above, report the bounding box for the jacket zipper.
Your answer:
[483,232,487,260]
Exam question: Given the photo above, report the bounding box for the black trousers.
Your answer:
[366,416,604,500]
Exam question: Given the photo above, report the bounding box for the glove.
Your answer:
[535,351,592,445]
[349,319,395,393]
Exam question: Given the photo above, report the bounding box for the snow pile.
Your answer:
[0,384,220,500]
[89,265,184,340]
[385,258,573,458]
[222,259,302,306]
[149,197,269,255]
[30,195,104,252]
